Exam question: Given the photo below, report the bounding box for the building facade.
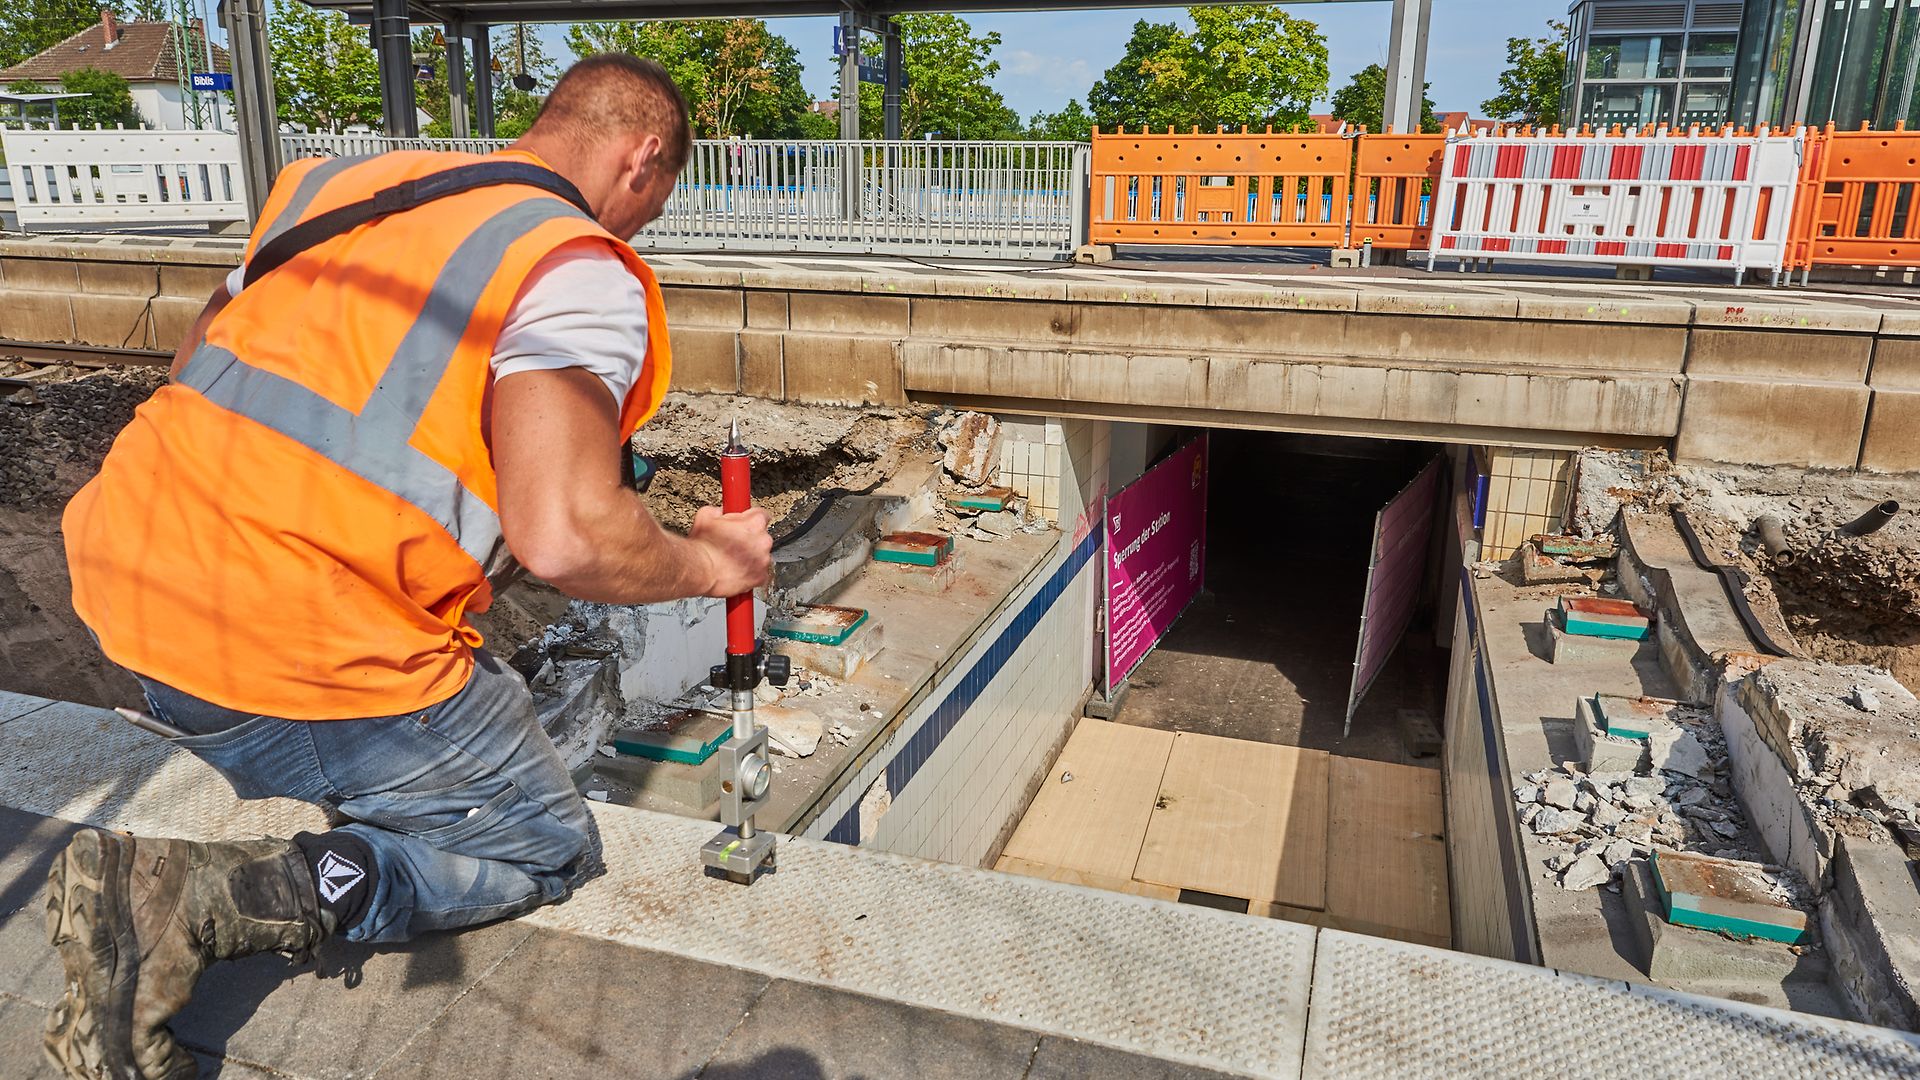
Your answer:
[0,11,230,131]
[1564,0,1920,131]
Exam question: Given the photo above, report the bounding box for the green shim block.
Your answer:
[766,604,870,646]
[874,531,954,567]
[1652,850,1807,945]
[611,710,732,766]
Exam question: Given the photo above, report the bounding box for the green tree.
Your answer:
[853,14,1020,139]
[1482,21,1567,127]
[1028,99,1092,141]
[1329,63,1440,133]
[0,0,104,69]
[567,19,808,138]
[125,0,168,21]
[797,108,837,139]
[415,25,557,138]
[268,0,380,132]
[57,67,142,128]
[1084,6,1328,132]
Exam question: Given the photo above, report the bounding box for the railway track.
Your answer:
[0,340,169,368]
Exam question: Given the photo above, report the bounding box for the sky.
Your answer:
[536,1,1557,123]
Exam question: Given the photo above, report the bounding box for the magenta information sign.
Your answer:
[1104,435,1209,690]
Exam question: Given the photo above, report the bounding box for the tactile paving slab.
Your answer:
[1303,930,1920,1079]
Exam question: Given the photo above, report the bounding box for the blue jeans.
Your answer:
[135,650,594,944]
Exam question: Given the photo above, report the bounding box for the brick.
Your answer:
[665,326,738,393]
[786,291,909,336]
[738,330,784,399]
[1859,387,1920,473]
[76,261,160,297]
[1686,328,1873,382]
[0,257,79,291]
[0,289,74,342]
[68,294,158,349]
[781,334,902,405]
[158,262,233,299]
[1675,376,1869,469]
[660,285,742,328]
[744,290,788,329]
[150,296,206,351]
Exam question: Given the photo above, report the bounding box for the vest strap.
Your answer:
[243,161,595,289]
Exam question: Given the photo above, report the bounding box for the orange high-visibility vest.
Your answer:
[64,150,672,720]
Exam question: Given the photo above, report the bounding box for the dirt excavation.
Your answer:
[0,365,939,707]
[1571,449,1920,694]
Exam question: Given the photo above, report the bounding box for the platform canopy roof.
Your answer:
[302,0,1382,26]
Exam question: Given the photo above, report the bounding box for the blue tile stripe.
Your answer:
[824,527,1103,845]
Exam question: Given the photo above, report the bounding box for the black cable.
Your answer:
[1669,508,1797,657]
[771,489,851,551]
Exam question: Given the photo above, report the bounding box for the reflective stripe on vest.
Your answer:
[180,195,589,573]
[255,155,374,250]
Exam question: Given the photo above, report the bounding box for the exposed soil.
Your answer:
[0,362,168,707]
[630,393,936,535]
[1573,449,1920,694]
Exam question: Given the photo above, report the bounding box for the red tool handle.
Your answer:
[720,447,754,657]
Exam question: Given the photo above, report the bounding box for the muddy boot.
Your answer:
[42,830,332,1080]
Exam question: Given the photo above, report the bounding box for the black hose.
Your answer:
[1754,515,1795,568]
[1670,509,1796,657]
[771,489,851,551]
[1837,500,1900,538]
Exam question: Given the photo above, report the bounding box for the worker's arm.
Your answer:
[169,284,232,378]
[492,366,772,604]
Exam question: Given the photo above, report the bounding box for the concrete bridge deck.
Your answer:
[4,235,1919,470]
[3,690,1919,1079]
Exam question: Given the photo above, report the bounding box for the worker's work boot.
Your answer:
[42,830,332,1080]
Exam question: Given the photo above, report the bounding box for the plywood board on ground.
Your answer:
[997,719,1175,882]
[1323,756,1450,949]
[994,855,1180,901]
[1133,733,1330,911]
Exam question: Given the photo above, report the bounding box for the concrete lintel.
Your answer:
[1687,300,1884,334]
[1354,290,1520,319]
[1204,284,1361,312]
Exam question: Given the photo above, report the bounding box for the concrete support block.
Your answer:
[1715,683,1831,887]
[76,261,160,298]
[69,295,158,350]
[150,296,207,350]
[1687,329,1873,383]
[158,263,233,299]
[787,292,909,336]
[781,335,904,406]
[744,291,789,330]
[660,286,743,329]
[0,289,75,342]
[1549,620,1643,664]
[1820,832,1920,1031]
[1622,859,1824,990]
[775,617,885,680]
[608,595,768,706]
[594,748,722,815]
[739,330,785,400]
[1675,376,1870,469]
[1574,694,1650,774]
[665,327,738,394]
[1859,388,1920,474]
[909,298,1077,346]
[0,257,79,292]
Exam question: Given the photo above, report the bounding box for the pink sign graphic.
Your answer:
[1105,435,1208,689]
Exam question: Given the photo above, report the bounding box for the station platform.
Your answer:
[2,690,1917,1078]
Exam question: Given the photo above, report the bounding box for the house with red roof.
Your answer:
[0,10,230,130]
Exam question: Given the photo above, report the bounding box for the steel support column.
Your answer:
[218,0,279,222]
[1382,0,1431,133]
[472,24,495,138]
[838,9,861,140]
[445,23,471,138]
[374,0,418,138]
[883,21,903,140]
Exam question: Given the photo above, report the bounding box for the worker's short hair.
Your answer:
[531,53,691,170]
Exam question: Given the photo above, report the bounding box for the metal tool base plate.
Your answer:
[700,826,777,885]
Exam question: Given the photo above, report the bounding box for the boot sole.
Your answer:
[43,829,139,1080]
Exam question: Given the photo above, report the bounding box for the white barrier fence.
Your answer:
[1427,127,1803,283]
[1,127,248,228]
[280,134,1090,260]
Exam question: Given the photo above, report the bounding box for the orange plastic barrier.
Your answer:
[1351,133,1445,249]
[1089,127,1351,247]
[1790,125,1920,269]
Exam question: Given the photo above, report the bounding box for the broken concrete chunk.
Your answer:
[760,703,824,758]
[1650,729,1712,779]
[939,412,1001,486]
[1848,684,1882,713]
[1590,802,1628,828]
[1574,790,1597,814]
[1514,785,1540,804]
[1530,808,1582,835]
[975,510,1020,537]
[1560,854,1612,891]
[1602,838,1635,867]
[1543,778,1577,810]
[1624,776,1666,798]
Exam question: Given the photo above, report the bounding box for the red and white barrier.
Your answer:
[1427,127,1803,283]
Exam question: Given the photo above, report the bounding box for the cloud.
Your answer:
[1001,49,1096,98]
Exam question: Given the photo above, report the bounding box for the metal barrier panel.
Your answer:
[1428,128,1804,281]
[1,127,247,228]
[280,135,1087,261]
[1792,127,1920,268]
[1091,129,1351,247]
[1352,133,1445,250]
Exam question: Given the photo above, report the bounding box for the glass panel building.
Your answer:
[1566,0,1920,130]
[1562,0,1747,129]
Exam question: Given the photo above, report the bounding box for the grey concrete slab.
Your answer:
[377,928,768,1080]
[699,977,1041,1080]
[0,808,82,1008]
[1026,1036,1246,1080]
[172,919,537,1080]
[0,692,51,724]
[1,993,291,1080]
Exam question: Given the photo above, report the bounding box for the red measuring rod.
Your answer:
[721,420,755,657]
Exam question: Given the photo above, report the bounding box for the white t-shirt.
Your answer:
[224,237,650,407]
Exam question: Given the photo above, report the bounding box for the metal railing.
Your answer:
[1,126,247,229]
[279,134,1090,260]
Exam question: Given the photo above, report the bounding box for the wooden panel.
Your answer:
[1324,757,1451,949]
[994,855,1181,901]
[998,719,1175,882]
[1133,733,1330,910]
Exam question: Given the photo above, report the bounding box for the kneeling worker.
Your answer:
[44,55,771,1079]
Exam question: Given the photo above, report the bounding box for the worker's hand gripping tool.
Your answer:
[699,419,790,885]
